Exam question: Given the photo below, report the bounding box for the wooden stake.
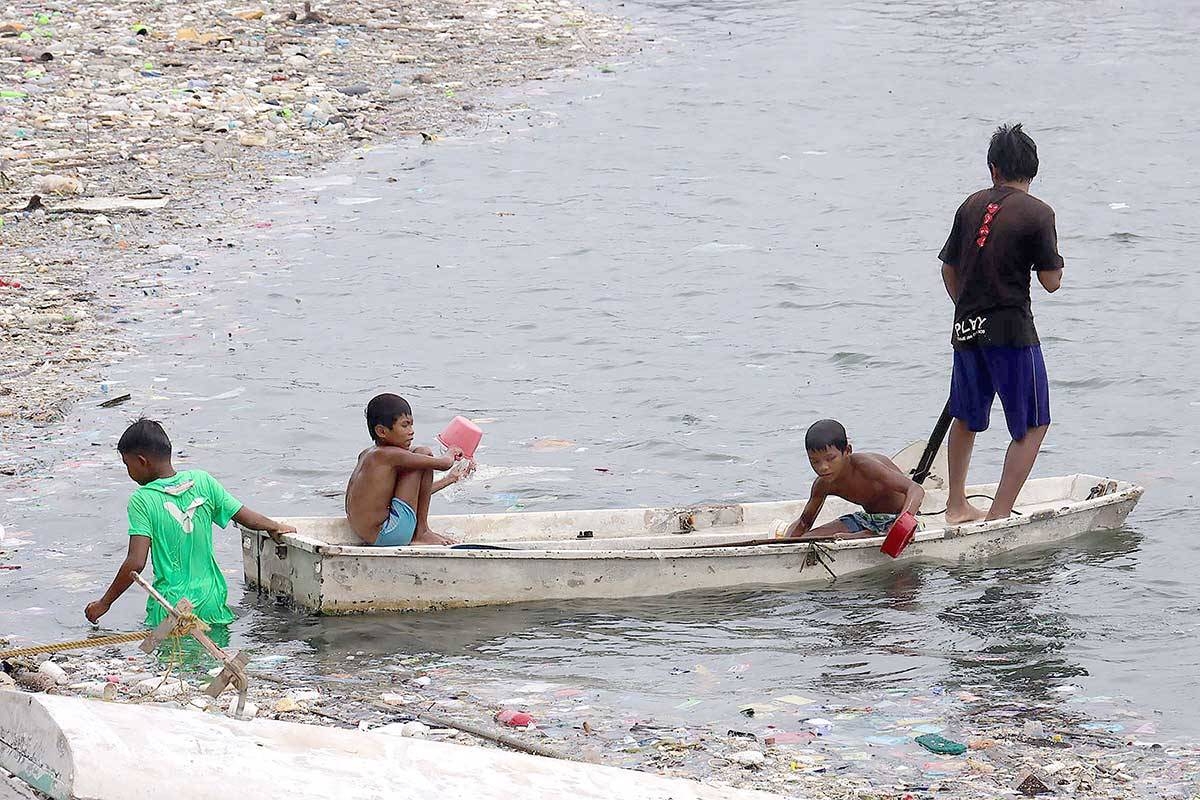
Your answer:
[129,571,250,713]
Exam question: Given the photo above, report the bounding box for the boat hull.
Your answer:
[242,474,1142,614]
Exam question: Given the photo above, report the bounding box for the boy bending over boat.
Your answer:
[345,393,466,546]
[783,420,925,541]
[85,419,295,627]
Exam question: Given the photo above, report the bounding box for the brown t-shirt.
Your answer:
[938,186,1064,350]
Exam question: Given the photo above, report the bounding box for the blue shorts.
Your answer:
[950,345,1051,441]
[375,497,416,546]
[839,512,899,534]
[838,512,922,535]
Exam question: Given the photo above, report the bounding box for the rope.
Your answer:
[801,541,838,581]
[0,614,203,660]
[0,631,150,659]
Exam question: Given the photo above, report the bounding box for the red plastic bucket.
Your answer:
[880,511,918,558]
[436,415,483,459]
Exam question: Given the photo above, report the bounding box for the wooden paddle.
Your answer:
[911,400,952,485]
[657,535,844,551]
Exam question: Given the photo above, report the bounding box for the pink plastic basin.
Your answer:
[436,415,482,459]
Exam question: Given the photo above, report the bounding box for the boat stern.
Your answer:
[241,526,325,613]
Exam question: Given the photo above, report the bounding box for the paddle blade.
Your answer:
[892,439,949,489]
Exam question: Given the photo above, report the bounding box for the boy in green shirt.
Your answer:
[85,418,294,627]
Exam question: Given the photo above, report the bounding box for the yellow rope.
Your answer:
[0,631,151,660]
[0,614,203,660]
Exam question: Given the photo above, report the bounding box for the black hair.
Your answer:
[365,393,412,442]
[117,417,172,459]
[805,419,848,453]
[987,123,1039,182]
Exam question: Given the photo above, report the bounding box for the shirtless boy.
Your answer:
[783,419,925,541]
[345,393,464,546]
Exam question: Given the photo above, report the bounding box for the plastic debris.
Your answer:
[804,718,833,735]
[0,0,629,462]
[30,175,82,195]
[37,660,68,685]
[227,698,259,719]
[1014,770,1054,796]
[3,646,1196,800]
[274,697,300,713]
[731,750,765,767]
[495,709,534,727]
[915,733,967,755]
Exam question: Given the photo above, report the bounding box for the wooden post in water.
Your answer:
[131,571,250,715]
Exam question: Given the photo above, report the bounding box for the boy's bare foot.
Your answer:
[412,527,455,546]
[945,502,987,525]
[985,505,1016,521]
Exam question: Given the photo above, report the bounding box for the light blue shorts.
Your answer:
[375,497,416,546]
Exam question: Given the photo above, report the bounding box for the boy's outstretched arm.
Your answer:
[233,507,297,544]
[85,536,151,623]
[432,459,475,494]
[383,445,464,473]
[784,483,828,538]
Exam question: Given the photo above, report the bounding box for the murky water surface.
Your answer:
[4,0,1199,757]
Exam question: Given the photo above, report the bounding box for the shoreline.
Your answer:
[0,0,635,474]
[3,644,1195,799]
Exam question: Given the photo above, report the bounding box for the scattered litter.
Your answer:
[530,438,575,451]
[495,709,534,727]
[199,388,246,402]
[37,661,68,685]
[375,721,431,738]
[380,692,410,706]
[1014,770,1053,796]
[227,697,259,719]
[765,732,813,745]
[804,718,833,735]
[2,648,1194,800]
[915,733,967,755]
[731,750,765,767]
[31,175,82,196]
[0,0,630,460]
[26,196,170,213]
[98,393,132,409]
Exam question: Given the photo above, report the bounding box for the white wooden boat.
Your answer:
[0,693,782,800]
[241,474,1142,614]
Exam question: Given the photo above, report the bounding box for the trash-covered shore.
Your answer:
[4,643,1198,799]
[0,0,631,472]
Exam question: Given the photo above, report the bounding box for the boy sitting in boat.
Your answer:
[783,419,925,541]
[85,418,295,627]
[345,393,464,546]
